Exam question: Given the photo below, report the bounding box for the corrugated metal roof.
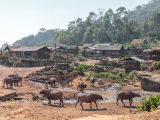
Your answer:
[84,43,95,47]
[126,57,144,62]
[94,45,123,51]
[66,45,78,49]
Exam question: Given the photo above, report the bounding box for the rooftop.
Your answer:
[94,45,123,51]
[130,39,145,44]
[66,45,78,49]
[13,46,52,52]
[125,57,144,62]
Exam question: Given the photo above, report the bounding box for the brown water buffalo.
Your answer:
[3,78,15,88]
[40,90,64,106]
[90,77,95,87]
[48,78,56,87]
[12,76,23,86]
[75,93,103,109]
[66,78,73,86]
[116,91,141,106]
[77,82,87,91]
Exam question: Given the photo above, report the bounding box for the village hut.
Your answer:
[131,46,144,55]
[13,46,52,59]
[124,57,144,73]
[150,47,160,60]
[94,45,125,57]
[66,45,79,55]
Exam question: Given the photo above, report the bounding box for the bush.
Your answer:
[81,48,87,56]
[77,64,84,75]
[137,94,160,112]
[57,69,63,75]
[3,49,10,57]
[78,56,85,61]
[117,72,126,79]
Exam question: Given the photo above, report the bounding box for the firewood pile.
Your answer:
[25,66,80,83]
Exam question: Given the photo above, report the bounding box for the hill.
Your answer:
[127,0,160,22]
[12,28,61,46]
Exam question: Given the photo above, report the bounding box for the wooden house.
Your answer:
[124,57,144,73]
[66,45,79,55]
[150,47,160,60]
[131,46,144,55]
[93,45,125,57]
[13,46,52,59]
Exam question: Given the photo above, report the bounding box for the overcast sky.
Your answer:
[0,0,149,47]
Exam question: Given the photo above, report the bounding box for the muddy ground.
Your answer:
[0,64,160,120]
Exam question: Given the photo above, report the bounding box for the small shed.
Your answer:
[66,45,79,55]
[57,63,70,70]
[124,57,144,73]
[131,46,144,55]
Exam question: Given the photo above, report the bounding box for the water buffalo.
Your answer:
[40,90,64,106]
[8,74,23,86]
[3,78,15,88]
[77,82,87,91]
[66,78,73,86]
[48,78,56,87]
[90,77,95,87]
[75,93,103,109]
[116,91,141,106]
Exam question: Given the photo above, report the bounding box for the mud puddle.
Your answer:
[29,81,160,104]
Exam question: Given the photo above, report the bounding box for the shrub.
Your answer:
[78,56,85,61]
[77,64,84,75]
[117,72,126,79]
[3,49,10,57]
[141,62,147,71]
[137,94,160,112]
[57,69,63,75]
[81,48,87,56]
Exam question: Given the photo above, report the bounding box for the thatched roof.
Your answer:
[130,39,145,44]
[150,47,160,55]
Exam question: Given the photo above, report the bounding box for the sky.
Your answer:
[0,0,149,47]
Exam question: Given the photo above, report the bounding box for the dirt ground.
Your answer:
[0,65,159,120]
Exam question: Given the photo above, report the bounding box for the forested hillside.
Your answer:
[13,28,61,46]
[127,0,160,22]
[53,0,160,47]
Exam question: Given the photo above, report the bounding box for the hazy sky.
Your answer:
[0,0,149,47]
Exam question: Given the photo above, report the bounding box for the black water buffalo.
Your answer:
[77,82,87,91]
[3,78,15,88]
[75,93,103,109]
[40,90,64,106]
[90,77,95,87]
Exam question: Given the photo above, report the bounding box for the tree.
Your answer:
[39,28,46,32]
[41,41,47,46]
[0,43,8,51]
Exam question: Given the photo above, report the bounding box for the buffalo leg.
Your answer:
[59,99,63,106]
[94,101,98,109]
[90,102,92,109]
[80,101,84,109]
[48,99,51,104]
[75,100,79,108]
[116,97,119,105]
[130,99,133,106]
[121,99,125,106]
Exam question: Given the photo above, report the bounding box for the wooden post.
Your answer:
[55,43,57,71]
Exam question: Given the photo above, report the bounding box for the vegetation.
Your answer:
[13,28,60,46]
[78,56,85,61]
[51,1,160,47]
[57,69,63,75]
[81,48,87,56]
[137,94,160,112]
[3,49,10,57]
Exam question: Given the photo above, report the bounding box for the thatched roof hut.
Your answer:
[150,47,160,56]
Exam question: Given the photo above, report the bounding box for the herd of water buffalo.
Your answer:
[2,74,141,109]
